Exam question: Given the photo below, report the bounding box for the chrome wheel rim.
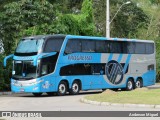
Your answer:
[136,81,141,88]
[72,83,79,93]
[128,81,133,90]
[59,84,66,94]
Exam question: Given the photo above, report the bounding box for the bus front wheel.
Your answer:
[32,92,42,97]
[70,81,80,95]
[57,81,67,96]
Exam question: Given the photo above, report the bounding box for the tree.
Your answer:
[149,0,160,5]
[93,0,149,38]
[22,0,98,36]
[0,0,58,90]
[0,0,56,55]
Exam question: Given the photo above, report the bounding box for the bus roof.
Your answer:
[22,34,154,43]
[22,34,66,40]
[66,35,154,43]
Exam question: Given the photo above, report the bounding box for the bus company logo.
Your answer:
[68,55,92,61]
[106,60,123,85]
[2,112,11,117]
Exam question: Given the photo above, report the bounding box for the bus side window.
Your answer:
[109,41,123,53]
[96,41,109,53]
[122,42,128,54]
[65,39,81,54]
[146,43,154,54]
[41,64,48,75]
[43,38,64,52]
[40,54,58,76]
[91,64,105,75]
[127,42,135,54]
[82,40,95,52]
[135,42,145,54]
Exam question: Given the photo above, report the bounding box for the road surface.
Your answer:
[0,90,160,120]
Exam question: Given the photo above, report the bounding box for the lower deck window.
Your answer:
[60,63,128,76]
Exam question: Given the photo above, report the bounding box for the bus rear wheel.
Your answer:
[57,81,67,96]
[126,79,134,91]
[32,92,42,97]
[136,79,143,88]
[70,81,80,95]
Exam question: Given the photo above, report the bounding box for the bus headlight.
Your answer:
[30,79,44,85]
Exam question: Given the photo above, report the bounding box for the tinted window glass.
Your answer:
[146,43,154,54]
[65,39,81,54]
[82,40,95,52]
[60,63,106,76]
[40,53,58,76]
[126,42,135,54]
[135,42,145,54]
[122,42,128,53]
[96,41,109,53]
[65,38,154,54]
[44,38,64,52]
[110,41,123,53]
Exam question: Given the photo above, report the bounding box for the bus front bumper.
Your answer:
[11,78,44,93]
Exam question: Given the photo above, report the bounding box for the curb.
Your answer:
[0,92,26,96]
[80,98,160,109]
[0,91,12,95]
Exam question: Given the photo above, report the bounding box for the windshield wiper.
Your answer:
[12,76,35,80]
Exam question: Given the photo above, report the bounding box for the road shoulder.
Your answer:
[80,98,160,109]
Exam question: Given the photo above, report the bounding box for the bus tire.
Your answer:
[57,81,67,96]
[136,78,143,88]
[126,79,134,91]
[69,81,80,95]
[32,92,42,97]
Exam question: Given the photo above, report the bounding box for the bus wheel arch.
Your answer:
[126,77,135,91]
[57,80,69,96]
[136,77,143,88]
[69,79,81,95]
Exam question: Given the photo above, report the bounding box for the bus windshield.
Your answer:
[12,61,39,80]
[16,38,44,53]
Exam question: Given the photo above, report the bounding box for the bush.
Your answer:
[156,71,160,83]
[0,54,11,91]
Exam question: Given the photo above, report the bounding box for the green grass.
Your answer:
[85,88,160,105]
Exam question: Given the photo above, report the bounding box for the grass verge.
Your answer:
[85,88,160,105]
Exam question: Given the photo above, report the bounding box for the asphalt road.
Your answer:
[0,90,160,120]
[0,90,159,111]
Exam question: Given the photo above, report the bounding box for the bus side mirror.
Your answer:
[3,54,14,67]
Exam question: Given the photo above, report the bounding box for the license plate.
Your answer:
[20,88,24,92]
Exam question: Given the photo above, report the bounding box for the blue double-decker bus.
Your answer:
[4,35,156,96]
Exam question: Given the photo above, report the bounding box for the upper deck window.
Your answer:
[110,41,123,53]
[146,43,154,54]
[135,42,145,54]
[82,40,95,52]
[43,38,64,52]
[65,38,154,54]
[65,40,81,54]
[16,38,44,53]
